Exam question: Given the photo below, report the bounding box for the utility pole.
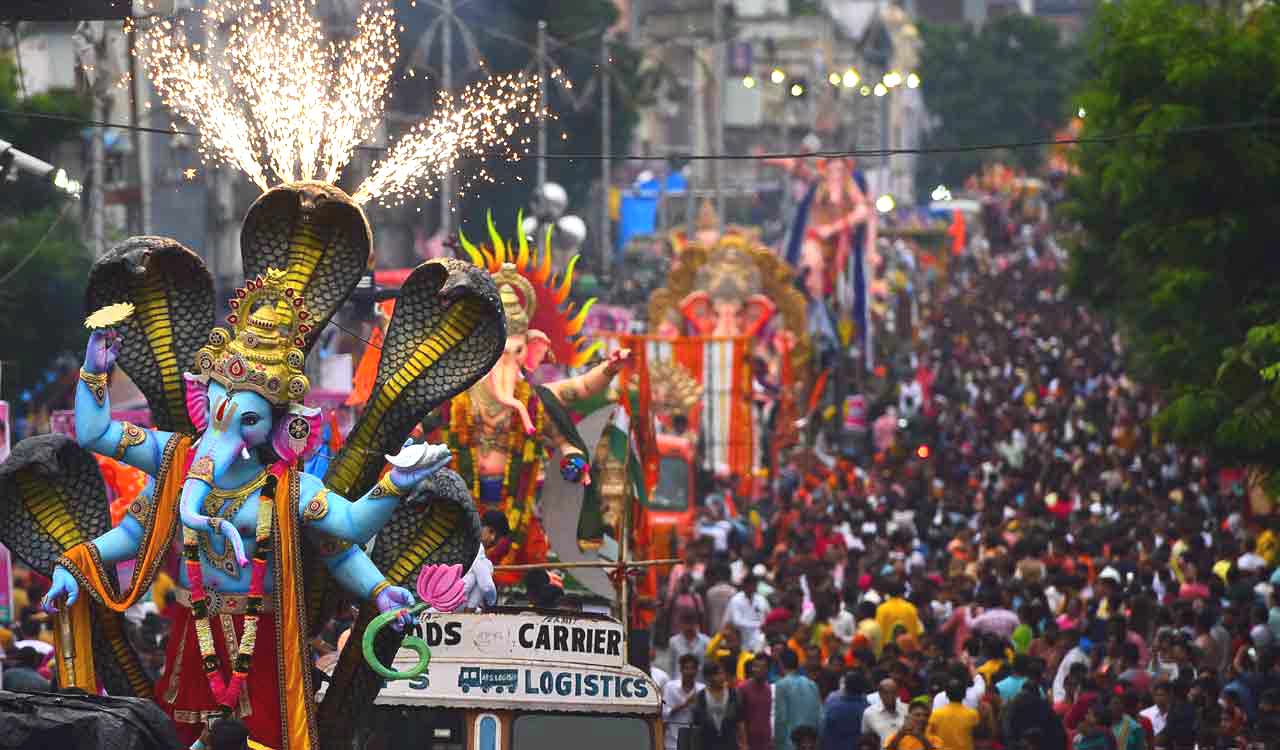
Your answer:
[600,32,612,274]
[73,21,114,257]
[536,20,548,189]
[880,86,889,197]
[126,24,151,235]
[713,0,726,233]
[684,46,698,237]
[440,0,454,234]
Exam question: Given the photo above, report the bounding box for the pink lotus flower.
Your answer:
[416,563,466,613]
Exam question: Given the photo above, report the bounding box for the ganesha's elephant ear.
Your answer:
[323,259,505,499]
[239,182,371,356]
[86,237,214,433]
[0,434,154,697]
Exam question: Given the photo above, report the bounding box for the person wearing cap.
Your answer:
[1054,629,1092,704]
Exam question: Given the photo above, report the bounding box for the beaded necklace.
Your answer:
[183,473,275,712]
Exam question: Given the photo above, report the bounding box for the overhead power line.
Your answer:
[0,107,1276,161]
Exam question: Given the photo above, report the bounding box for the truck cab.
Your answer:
[646,434,696,568]
[344,609,663,750]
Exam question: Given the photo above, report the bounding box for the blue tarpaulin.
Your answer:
[617,172,688,251]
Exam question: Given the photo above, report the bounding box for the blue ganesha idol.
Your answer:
[0,182,506,750]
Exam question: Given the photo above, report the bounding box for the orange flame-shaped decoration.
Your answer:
[459,212,601,369]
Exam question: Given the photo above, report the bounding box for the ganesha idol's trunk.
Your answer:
[179,428,250,567]
[488,362,535,436]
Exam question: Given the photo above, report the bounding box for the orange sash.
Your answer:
[273,469,316,750]
[55,434,191,691]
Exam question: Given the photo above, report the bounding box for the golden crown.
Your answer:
[492,262,536,337]
[650,359,703,415]
[193,268,311,405]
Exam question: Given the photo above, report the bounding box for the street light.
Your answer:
[0,137,81,198]
[859,85,871,96]
[873,82,888,97]
[931,184,952,201]
[882,71,903,88]
[743,75,757,88]
[770,68,786,84]
[842,69,861,88]
[790,82,805,97]
[828,72,841,86]
[906,73,921,89]
[1078,107,1087,118]
[876,194,895,213]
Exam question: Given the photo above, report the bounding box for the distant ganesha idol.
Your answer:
[431,217,631,585]
[0,182,503,750]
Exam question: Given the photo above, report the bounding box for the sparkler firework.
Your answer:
[129,0,546,205]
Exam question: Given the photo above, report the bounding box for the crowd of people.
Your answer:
[3,180,1279,750]
[649,229,1280,750]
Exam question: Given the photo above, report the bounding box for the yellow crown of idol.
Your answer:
[194,268,311,405]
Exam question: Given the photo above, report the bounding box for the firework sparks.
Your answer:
[352,74,543,206]
[130,0,544,203]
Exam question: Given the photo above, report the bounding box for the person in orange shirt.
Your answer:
[885,700,944,750]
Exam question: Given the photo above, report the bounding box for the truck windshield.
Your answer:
[650,456,689,511]
[364,706,465,750]
[512,714,650,750]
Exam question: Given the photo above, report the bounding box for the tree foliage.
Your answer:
[0,55,92,403]
[1066,0,1280,475]
[915,14,1080,199]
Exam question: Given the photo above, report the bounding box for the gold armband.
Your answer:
[369,580,392,601]
[302,489,330,525]
[114,422,147,461]
[79,369,108,406]
[370,473,402,498]
[187,455,214,486]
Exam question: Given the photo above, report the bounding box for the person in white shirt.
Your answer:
[668,614,712,677]
[931,672,986,711]
[723,575,769,652]
[651,650,671,692]
[1138,681,1171,737]
[662,655,705,750]
[1053,633,1093,703]
[861,678,908,745]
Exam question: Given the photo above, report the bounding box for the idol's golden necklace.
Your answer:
[470,385,514,453]
[470,383,511,420]
[198,470,268,576]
